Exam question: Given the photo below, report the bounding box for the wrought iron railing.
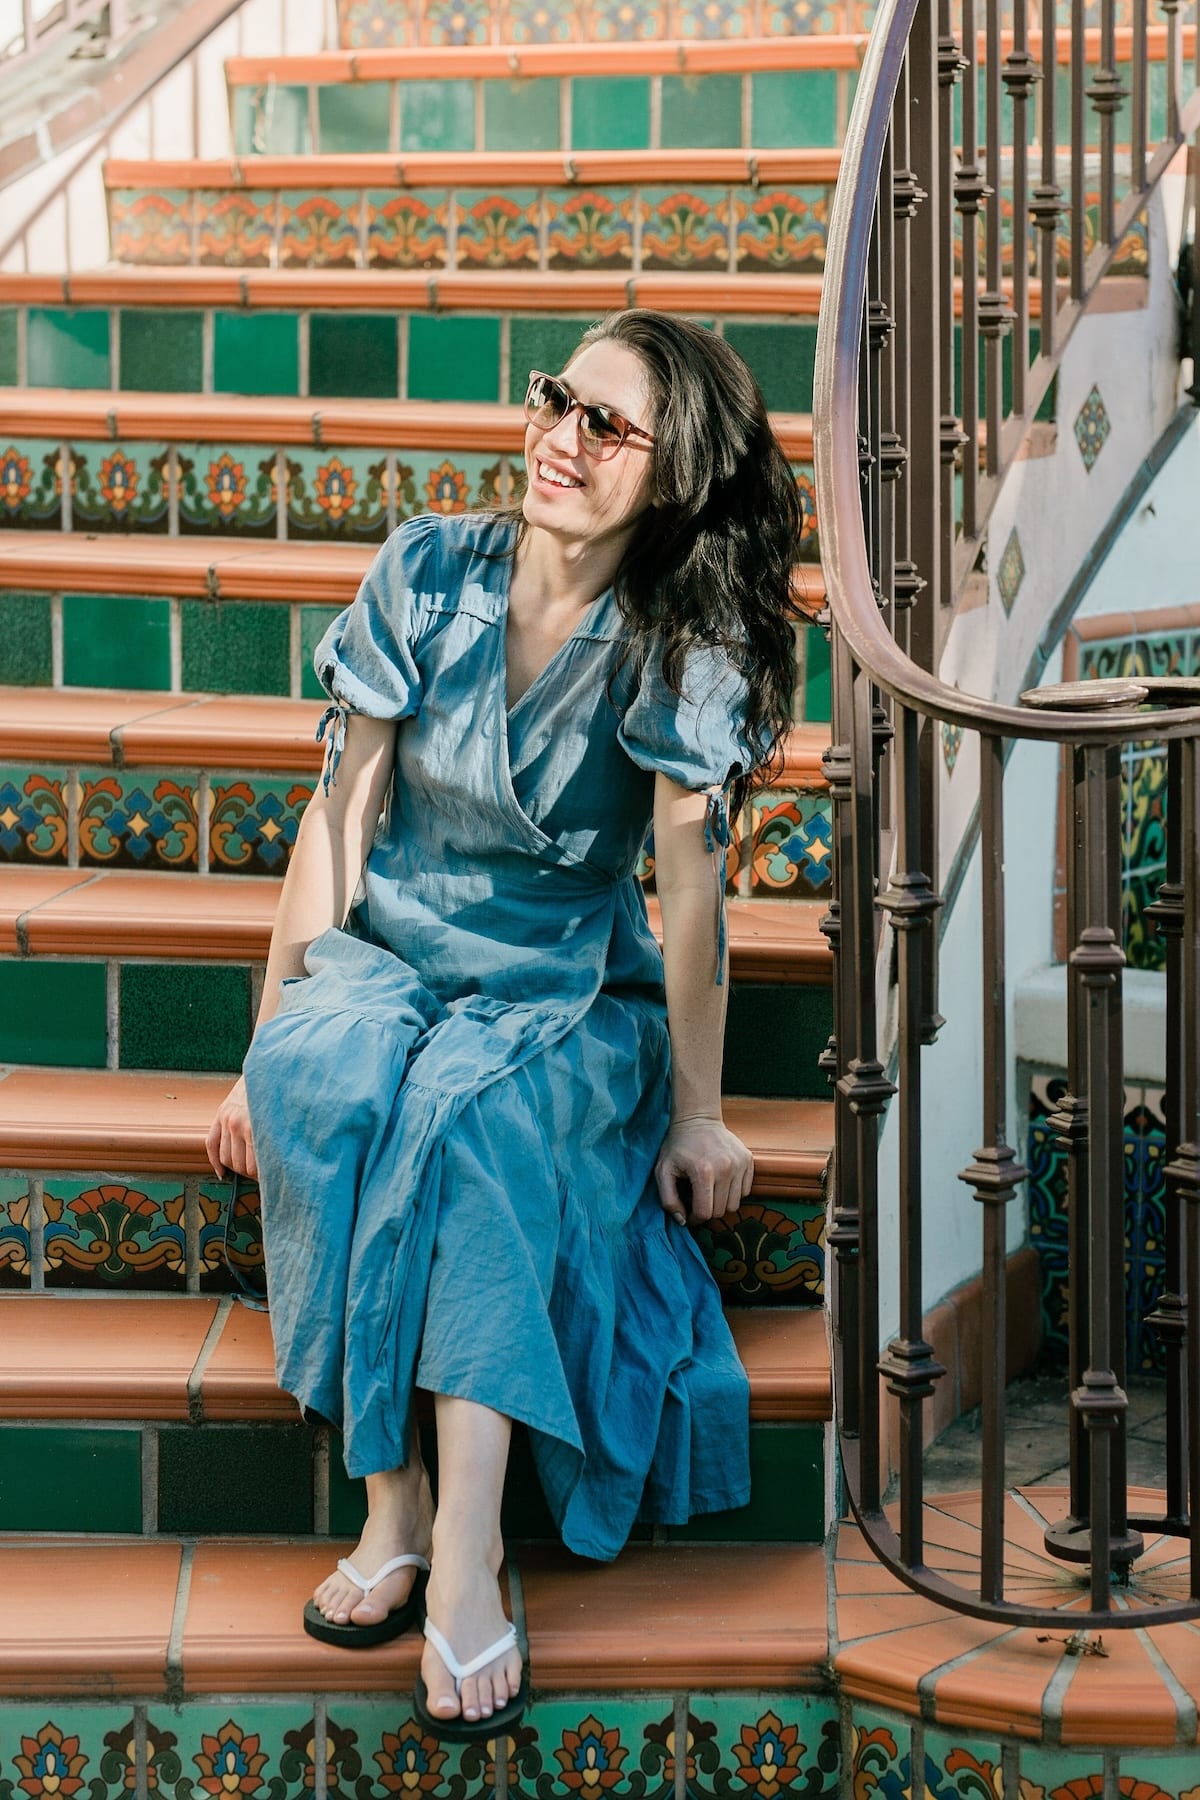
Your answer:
[814,0,1200,1622]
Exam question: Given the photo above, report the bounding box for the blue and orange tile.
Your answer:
[146,1706,314,1800]
[0,1179,34,1289]
[286,447,390,542]
[194,190,276,267]
[76,770,200,871]
[325,1702,488,1800]
[209,776,312,875]
[694,1199,826,1303]
[43,1178,188,1290]
[177,444,281,537]
[502,0,589,39]
[109,189,193,263]
[366,190,450,268]
[70,442,171,534]
[684,1695,841,1799]
[0,769,70,864]
[421,0,493,42]
[546,189,635,269]
[735,186,830,272]
[456,190,540,267]
[341,0,415,47]
[0,1710,138,1800]
[640,187,729,269]
[749,787,831,899]
[278,191,362,269]
[0,440,66,530]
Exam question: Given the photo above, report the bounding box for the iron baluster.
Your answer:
[1089,0,1129,251]
[956,0,988,541]
[1003,0,1040,417]
[1031,0,1064,360]
[1070,0,1087,300]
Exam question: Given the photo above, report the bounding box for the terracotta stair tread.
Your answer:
[0,1536,826,1696]
[0,531,828,610]
[221,23,1181,84]
[0,388,813,457]
[0,869,830,982]
[0,268,827,315]
[104,147,843,188]
[0,685,830,783]
[0,1294,829,1423]
[0,1068,832,1192]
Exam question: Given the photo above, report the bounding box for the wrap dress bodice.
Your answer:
[242,510,761,1560]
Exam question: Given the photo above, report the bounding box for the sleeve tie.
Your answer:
[702,782,732,989]
[315,701,350,795]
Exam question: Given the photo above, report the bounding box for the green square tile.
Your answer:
[157,1423,315,1532]
[301,605,342,699]
[212,311,300,396]
[150,1704,313,1800]
[0,1425,142,1531]
[723,320,816,413]
[722,983,832,1099]
[483,77,559,152]
[661,73,741,149]
[62,593,171,690]
[236,80,310,154]
[180,598,290,694]
[27,307,111,388]
[318,81,392,151]
[400,78,476,152]
[507,317,592,402]
[1,593,53,685]
[751,69,838,147]
[408,314,501,402]
[119,308,204,392]
[0,307,17,384]
[0,1177,33,1288]
[0,960,106,1066]
[119,962,253,1072]
[309,312,399,398]
[44,1174,187,1289]
[803,620,830,722]
[667,1422,823,1541]
[570,75,650,149]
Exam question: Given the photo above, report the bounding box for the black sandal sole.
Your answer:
[302,1572,428,1649]
[412,1674,529,1744]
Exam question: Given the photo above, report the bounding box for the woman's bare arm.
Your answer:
[651,771,754,1227]
[205,713,398,1178]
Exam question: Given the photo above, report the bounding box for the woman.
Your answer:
[206,310,803,1744]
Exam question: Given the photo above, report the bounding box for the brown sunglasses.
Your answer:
[523,371,655,461]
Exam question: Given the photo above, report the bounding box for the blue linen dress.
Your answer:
[242,509,758,1561]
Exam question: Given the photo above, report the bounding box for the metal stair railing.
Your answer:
[813,0,1200,1623]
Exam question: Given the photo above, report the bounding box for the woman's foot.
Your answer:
[313,1462,435,1628]
[420,1538,524,1724]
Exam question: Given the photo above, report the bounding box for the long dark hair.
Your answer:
[514,311,805,810]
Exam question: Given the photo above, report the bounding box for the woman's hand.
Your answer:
[655,1114,754,1227]
[206,1075,257,1181]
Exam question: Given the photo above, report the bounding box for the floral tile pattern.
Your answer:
[77,769,200,871]
[0,1710,138,1800]
[366,190,450,267]
[0,768,70,864]
[1028,1075,1168,1376]
[589,0,669,37]
[42,1178,188,1289]
[735,187,830,272]
[547,190,635,269]
[640,188,729,270]
[456,190,541,267]
[683,1694,841,1799]
[748,788,832,899]
[286,446,391,541]
[70,442,171,534]
[0,440,66,530]
[922,1730,1004,1800]
[1074,383,1111,472]
[209,776,313,875]
[194,190,276,267]
[109,189,193,263]
[675,0,757,34]
[503,1699,679,1800]
[197,1171,265,1293]
[997,526,1025,613]
[423,0,492,42]
[693,1199,825,1302]
[278,192,362,269]
[145,1705,314,1800]
[0,1178,33,1288]
[503,0,590,39]
[177,445,280,537]
[844,1709,910,1800]
[323,1702,489,1800]
[941,719,963,775]
[341,0,416,46]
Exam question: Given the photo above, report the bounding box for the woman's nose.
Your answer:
[539,404,584,459]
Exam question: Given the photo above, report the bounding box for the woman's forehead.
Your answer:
[562,339,654,417]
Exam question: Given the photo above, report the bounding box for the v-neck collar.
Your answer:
[502,565,618,722]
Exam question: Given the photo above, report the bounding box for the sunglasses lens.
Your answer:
[526,374,569,426]
[579,408,625,458]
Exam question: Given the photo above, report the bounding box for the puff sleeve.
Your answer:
[618,642,768,987]
[311,515,436,792]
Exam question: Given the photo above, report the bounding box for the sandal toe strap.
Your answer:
[424,1618,519,1690]
[336,1553,431,1597]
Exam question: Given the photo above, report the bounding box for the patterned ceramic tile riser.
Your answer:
[105,182,834,275]
[335,0,880,46]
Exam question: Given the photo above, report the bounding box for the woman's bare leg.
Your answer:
[421,1394,523,1724]
[313,1417,435,1626]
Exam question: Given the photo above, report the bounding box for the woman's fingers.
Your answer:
[655,1158,688,1226]
[207,1084,258,1181]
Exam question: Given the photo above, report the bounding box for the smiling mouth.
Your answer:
[536,461,584,490]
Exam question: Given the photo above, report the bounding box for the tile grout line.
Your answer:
[184,1173,201,1295]
[134,1704,149,1800]
[187,1295,233,1425]
[106,959,120,1070]
[1038,1630,1082,1750]
[141,1421,160,1533]
[1132,1615,1198,1741]
[672,1693,689,1800]
[313,1695,328,1800]
[165,1541,196,1707]
[29,1176,45,1294]
[914,1624,1024,1723]
[50,591,64,687]
[313,1426,331,1535]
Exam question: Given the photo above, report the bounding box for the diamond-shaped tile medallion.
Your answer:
[941,719,963,775]
[996,526,1025,613]
[1074,384,1111,472]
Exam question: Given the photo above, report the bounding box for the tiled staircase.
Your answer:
[0,0,842,1788]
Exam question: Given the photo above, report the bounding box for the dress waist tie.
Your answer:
[702,782,731,989]
[316,701,350,795]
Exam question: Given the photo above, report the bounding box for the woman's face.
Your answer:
[521,339,658,547]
